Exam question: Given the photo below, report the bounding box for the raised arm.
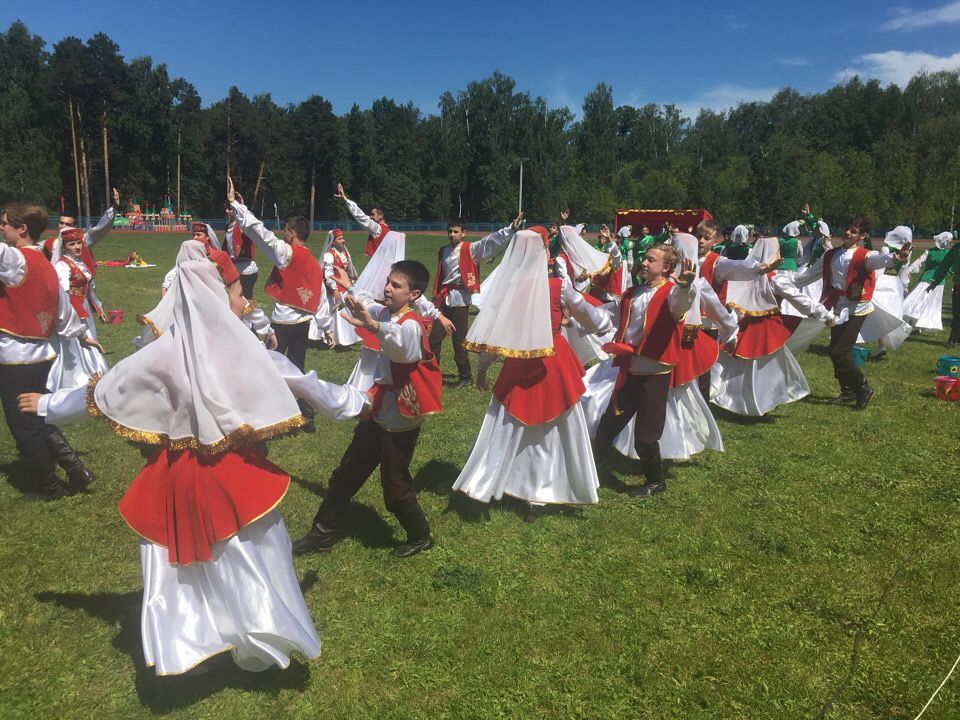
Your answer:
[230,200,292,269]
[336,183,382,236]
[469,212,524,262]
[769,273,835,322]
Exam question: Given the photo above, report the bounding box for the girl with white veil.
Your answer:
[903,230,957,331]
[321,228,360,348]
[868,226,914,358]
[22,248,367,676]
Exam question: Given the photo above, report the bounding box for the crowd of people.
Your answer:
[1,181,957,677]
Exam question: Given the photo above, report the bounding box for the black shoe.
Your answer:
[853,382,875,411]
[45,430,94,494]
[867,349,886,361]
[392,536,433,558]
[523,504,541,523]
[829,387,856,404]
[291,522,340,554]
[627,479,666,498]
[453,377,472,389]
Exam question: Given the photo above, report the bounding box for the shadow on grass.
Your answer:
[0,458,37,495]
[708,406,776,425]
[36,588,312,713]
[414,459,460,496]
[339,501,398,549]
[444,490,491,523]
[290,474,326,498]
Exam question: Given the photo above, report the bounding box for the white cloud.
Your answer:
[882,1,960,30]
[725,13,747,30]
[835,49,960,85]
[675,84,779,119]
[776,56,811,67]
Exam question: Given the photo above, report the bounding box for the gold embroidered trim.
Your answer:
[136,314,163,337]
[726,302,782,318]
[85,375,306,455]
[462,340,556,359]
[0,327,52,341]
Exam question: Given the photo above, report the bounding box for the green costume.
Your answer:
[777,237,800,271]
[920,248,952,285]
[928,244,960,287]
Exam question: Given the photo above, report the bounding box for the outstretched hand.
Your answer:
[599,224,612,241]
[111,187,120,209]
[227,174,237,203]
[893,242,912,261]
[334,183,348,202]
[759,255,783,274]
[559,209,570,222]
[675,258,697,287]
[341,294,379,332]
[437,314,455,336]
[510,211,525,232]
[83,336,105,355]
[17,393,41,414]
[265,332,278,350]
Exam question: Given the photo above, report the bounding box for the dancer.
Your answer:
[921,233,960,347]
[335,183,390,257]
[868,226,914,359]
[20,252,367,675]
[47,228,110,392]
[903,230,956,333]
[322,228,360,349]
[453,228,599,519]
[1,202,101,499]
[723,225,752,259]
[429,215,523,387]
[793,216,911,409]
[779,220,804,317]
[224,201,259,299]
[293,260,443,558]
[589,225,626,302]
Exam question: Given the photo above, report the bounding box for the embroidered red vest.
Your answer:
[0,247,61,339]
[364,221,390,257]
[229,224,255,261]
[820,246,875,310]
[265,244,323,313]
[331,248,352,292]
[699,251,725,303]
[432,242,481,305]
[602,282,684,368]
[61,257,90,319]
[371,312,443,418]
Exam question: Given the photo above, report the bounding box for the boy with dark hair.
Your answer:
[428,214,523,387]
[293,259,443,558]
[1,202,103,498]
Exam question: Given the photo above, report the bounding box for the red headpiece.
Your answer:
[62,228,84,242]
[191,221,207,235]
[529,226,549,248]
[208,248,239,286]
[332,228,344,240]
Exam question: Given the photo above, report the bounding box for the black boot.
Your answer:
[34,453,68,501]
[292,519,340,554]
[829,385,856,404]
[628,448,666,498]
[853,381,875,411]
[45,430,94,494]
[453,374,472,389]
[392,504,433,558]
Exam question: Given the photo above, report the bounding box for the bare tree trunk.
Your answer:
[253,160,266,203]
[102,103,110,208]
[77,106,92,227]
[176,129,182,217]
[68,99,82,218]
[309,161,316,226]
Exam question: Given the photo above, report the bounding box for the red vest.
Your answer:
[265,244,324,313]
[43,234,98,276]
[699,251,725,303]
[0,247,61,339]
[603,282,684,368]
[590,265,623,299]
[229,224,255,262]
[432,242,481,305]
[371,312,443,418]
[331,248,353,292]
[61,257,90,319]
[820,246,875,310]
[364,221,390,257]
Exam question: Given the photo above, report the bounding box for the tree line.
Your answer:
[1,20,958,232]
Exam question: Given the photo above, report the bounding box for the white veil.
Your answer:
[463,229,553,358]
[671,233,703,325]
[352,230,405,300]
[724,237,780,314]
[134,240,208,347]
[884,226,912,250]
[934,231,953,250]
[205,223,222,251]
[557,225,610,281]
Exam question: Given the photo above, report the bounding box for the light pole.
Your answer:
[518,157,529,215]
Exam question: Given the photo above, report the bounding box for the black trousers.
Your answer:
[0,360,57,465]
[594,372,671,459]
[828,314,868,389]
[698,328,720,401]
[949,281,960,343]
[315,418,422,525]
[428,303,471,378]
[272,321,310,372]
[238,271,258,300]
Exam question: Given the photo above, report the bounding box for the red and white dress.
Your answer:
[47,255,109,391]
[453,277,599,505]
[323,245,359,347]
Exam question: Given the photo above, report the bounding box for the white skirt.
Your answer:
[561,317,612,367]
[854,305,911,345]
[780,271,805,317]
[46,335,109,392]
[329,297,360,346]
[784,318,828,355]
[346,346,378,392]
[903,282,944,331]
[711,345,809,417]
[579,360,721,461]
[452,399,599,506]
[139,511,321,676]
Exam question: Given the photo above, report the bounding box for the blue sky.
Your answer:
[7,0,960,117]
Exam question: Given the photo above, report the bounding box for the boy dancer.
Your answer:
[1,202,102,498]
[429,216,522,387]
[293,260,442,558]
[334,183,390,257]
[224,202,259,298]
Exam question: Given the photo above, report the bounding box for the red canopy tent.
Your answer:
[614,208,713,237]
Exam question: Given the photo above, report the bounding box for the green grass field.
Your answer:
[1,231,958,719]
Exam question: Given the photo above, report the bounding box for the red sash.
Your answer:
[433,242,481,306]
[820,246,875,310]
[369,312,442,419]
[265,244,323,313]
[0,247,60,339]
[62,257,89,319]
[364,221,390,257]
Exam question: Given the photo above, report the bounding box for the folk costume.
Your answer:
[903,231,955,331]
[722,225,752,260]
[452,230,599,508]
[322,229,360,348]
[798,217,833,307]
[225,214,259,298]
[37,256,367,675]
[921,234,960,345]
[869,226,914,354]
[779,221,804,317]
[231,201,323,374]
[344,198,390,257]
[47,229,109,392]
[0,241,97,498]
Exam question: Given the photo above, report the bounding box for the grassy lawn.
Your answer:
[1,230,958,719]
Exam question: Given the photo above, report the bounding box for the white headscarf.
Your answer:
[671,233,702,325]
[463,229,553,358]
[934,231,953,250]
[731,225,750,245]
[724,237,780,314]
[135,240,208,347]
[816,220,830,238]
[321,230,357,277]
[782,221,802,238]
[205,224,221,251]
[574,223,586,235]
[352,230,405,300]
[617,225,633,239]
[557,225,610,281]
[94,258,303,454]
[884,226,912,250]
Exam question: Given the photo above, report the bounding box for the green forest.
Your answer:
[1,20,958,231]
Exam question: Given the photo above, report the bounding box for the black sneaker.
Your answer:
[853,382,875,411]
[392,537,433,558]
[627,480,666,498]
